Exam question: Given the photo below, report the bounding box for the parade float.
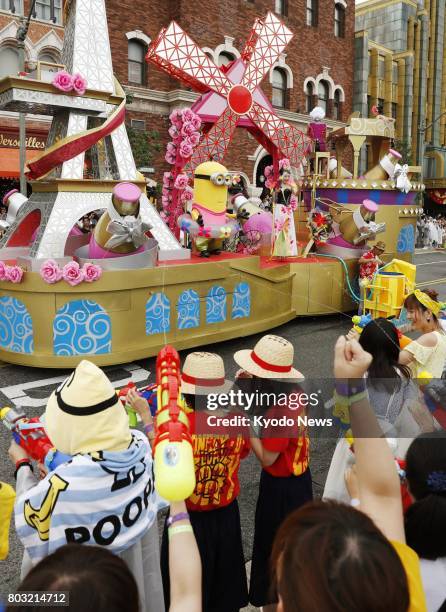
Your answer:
[0,2,424,368]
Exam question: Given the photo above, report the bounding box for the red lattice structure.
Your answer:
[147,12,312,173]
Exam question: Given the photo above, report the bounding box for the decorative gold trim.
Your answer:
[356,0,417,16]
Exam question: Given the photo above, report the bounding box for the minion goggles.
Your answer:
[194,172,233,186]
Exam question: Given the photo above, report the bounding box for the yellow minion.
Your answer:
[191,161,235,257]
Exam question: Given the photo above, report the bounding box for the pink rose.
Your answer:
[187,132,200,147]
[40,259,62,284]
[62,261,84,286]
[180,187,193,203]
[0,261,6,281]
[181,122,196,138]
[82,262,102,283]
[165,152,176,165]
[166,142,177,154]
[174,173,189,190]
[5,265,24,284]
[179,140,193,159]
[279,158,291,170]
[168,125,179,140]
[191,114,202,130]
[169,109,183,126]
[52,70,73,93]
[160,211,169,222]
[72,73,87,95]
[161,195,169,207]
[264,165,273,178]
[182,108,195,123]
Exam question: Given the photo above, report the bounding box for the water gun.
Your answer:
[152,346,196,502]
[352,314,411,348]
[0,481,15,560]
[352,313,372,334]
[118,382,159,427]
[0,407,71,472]
[118,382,139,427]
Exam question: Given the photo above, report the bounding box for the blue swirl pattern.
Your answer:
[146,293,170,335]
[0,297,33,353]
[53,300,111,356]
[177,289,200,330]
[206,286,227,324]
[232,282,251,319]
[397,224,415,253]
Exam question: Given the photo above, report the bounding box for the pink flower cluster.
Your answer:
[52,71,87,96]
[165,108,201,165]
[40,260,102,286]
[162,108,202,235]
[0,261,24,284]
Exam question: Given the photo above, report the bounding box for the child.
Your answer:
[234,334,313,610]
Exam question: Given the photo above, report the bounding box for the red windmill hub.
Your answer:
[147,12,312,169]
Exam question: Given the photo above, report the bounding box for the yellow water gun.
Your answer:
[0,481,15,560]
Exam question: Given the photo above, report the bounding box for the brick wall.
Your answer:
[107,0,355,184]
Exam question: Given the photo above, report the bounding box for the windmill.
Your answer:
[147,12,312,172]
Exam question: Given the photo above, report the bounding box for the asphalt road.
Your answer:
[1,249,445,605]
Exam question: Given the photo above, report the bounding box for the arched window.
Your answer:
[272,68,287,109]
[38,50,61,81]
[0,46,19,79]
[333,89,342,120]
[217,51,235,67]
[317,80,329,113]
[305,81,314,113]
[306,0,318,27]
[334,3,345,38]
[128,39,146,85]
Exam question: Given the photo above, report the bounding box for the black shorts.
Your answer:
[249,468,313,607]
[161,499,248,612]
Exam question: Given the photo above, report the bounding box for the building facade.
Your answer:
[355,0,446,206]
[0,0,64,198]
[0,0,355,196]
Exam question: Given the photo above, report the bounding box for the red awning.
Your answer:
[0,148,41,179]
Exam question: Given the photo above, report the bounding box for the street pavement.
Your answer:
[0,250,445,606]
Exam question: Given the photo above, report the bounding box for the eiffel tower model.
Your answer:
[0,0,185,262]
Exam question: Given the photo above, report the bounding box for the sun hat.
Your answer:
[373,240,386,252]
[234,335,304,380]
[181,352,233,395]
[45,360,131,455]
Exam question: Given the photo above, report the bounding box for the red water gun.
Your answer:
[152,346,196,501]
[0,407,71,471]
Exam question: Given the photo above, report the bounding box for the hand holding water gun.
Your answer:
[119,382,158,427]
[152,346,196,502]
[118,382,139,427]
[351,313,373,334]
[0,407,71,472]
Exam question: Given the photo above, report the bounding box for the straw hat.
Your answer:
[234,335,304,380]
[373,240,386,252]
[45,360,131,455]
[181,352,233,395]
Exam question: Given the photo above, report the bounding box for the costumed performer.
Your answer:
[8,360,164,612]
[400,289,446,378]
[307,106,327,152]
[160,352,250,612]
[271,166,298,258]
[89,182,152,259]
[178,161,238,258]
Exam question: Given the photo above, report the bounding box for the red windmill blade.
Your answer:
[147,12,313,170]
[241,12,294,91]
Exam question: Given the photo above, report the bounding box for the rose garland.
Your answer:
[0,261,24,284]
[307,210,333,245]
[52,71,87,96]
[40,260,102,287]
[162,108,202,236]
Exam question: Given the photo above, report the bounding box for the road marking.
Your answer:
[0,363,150,409]
[416,260,446,267]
